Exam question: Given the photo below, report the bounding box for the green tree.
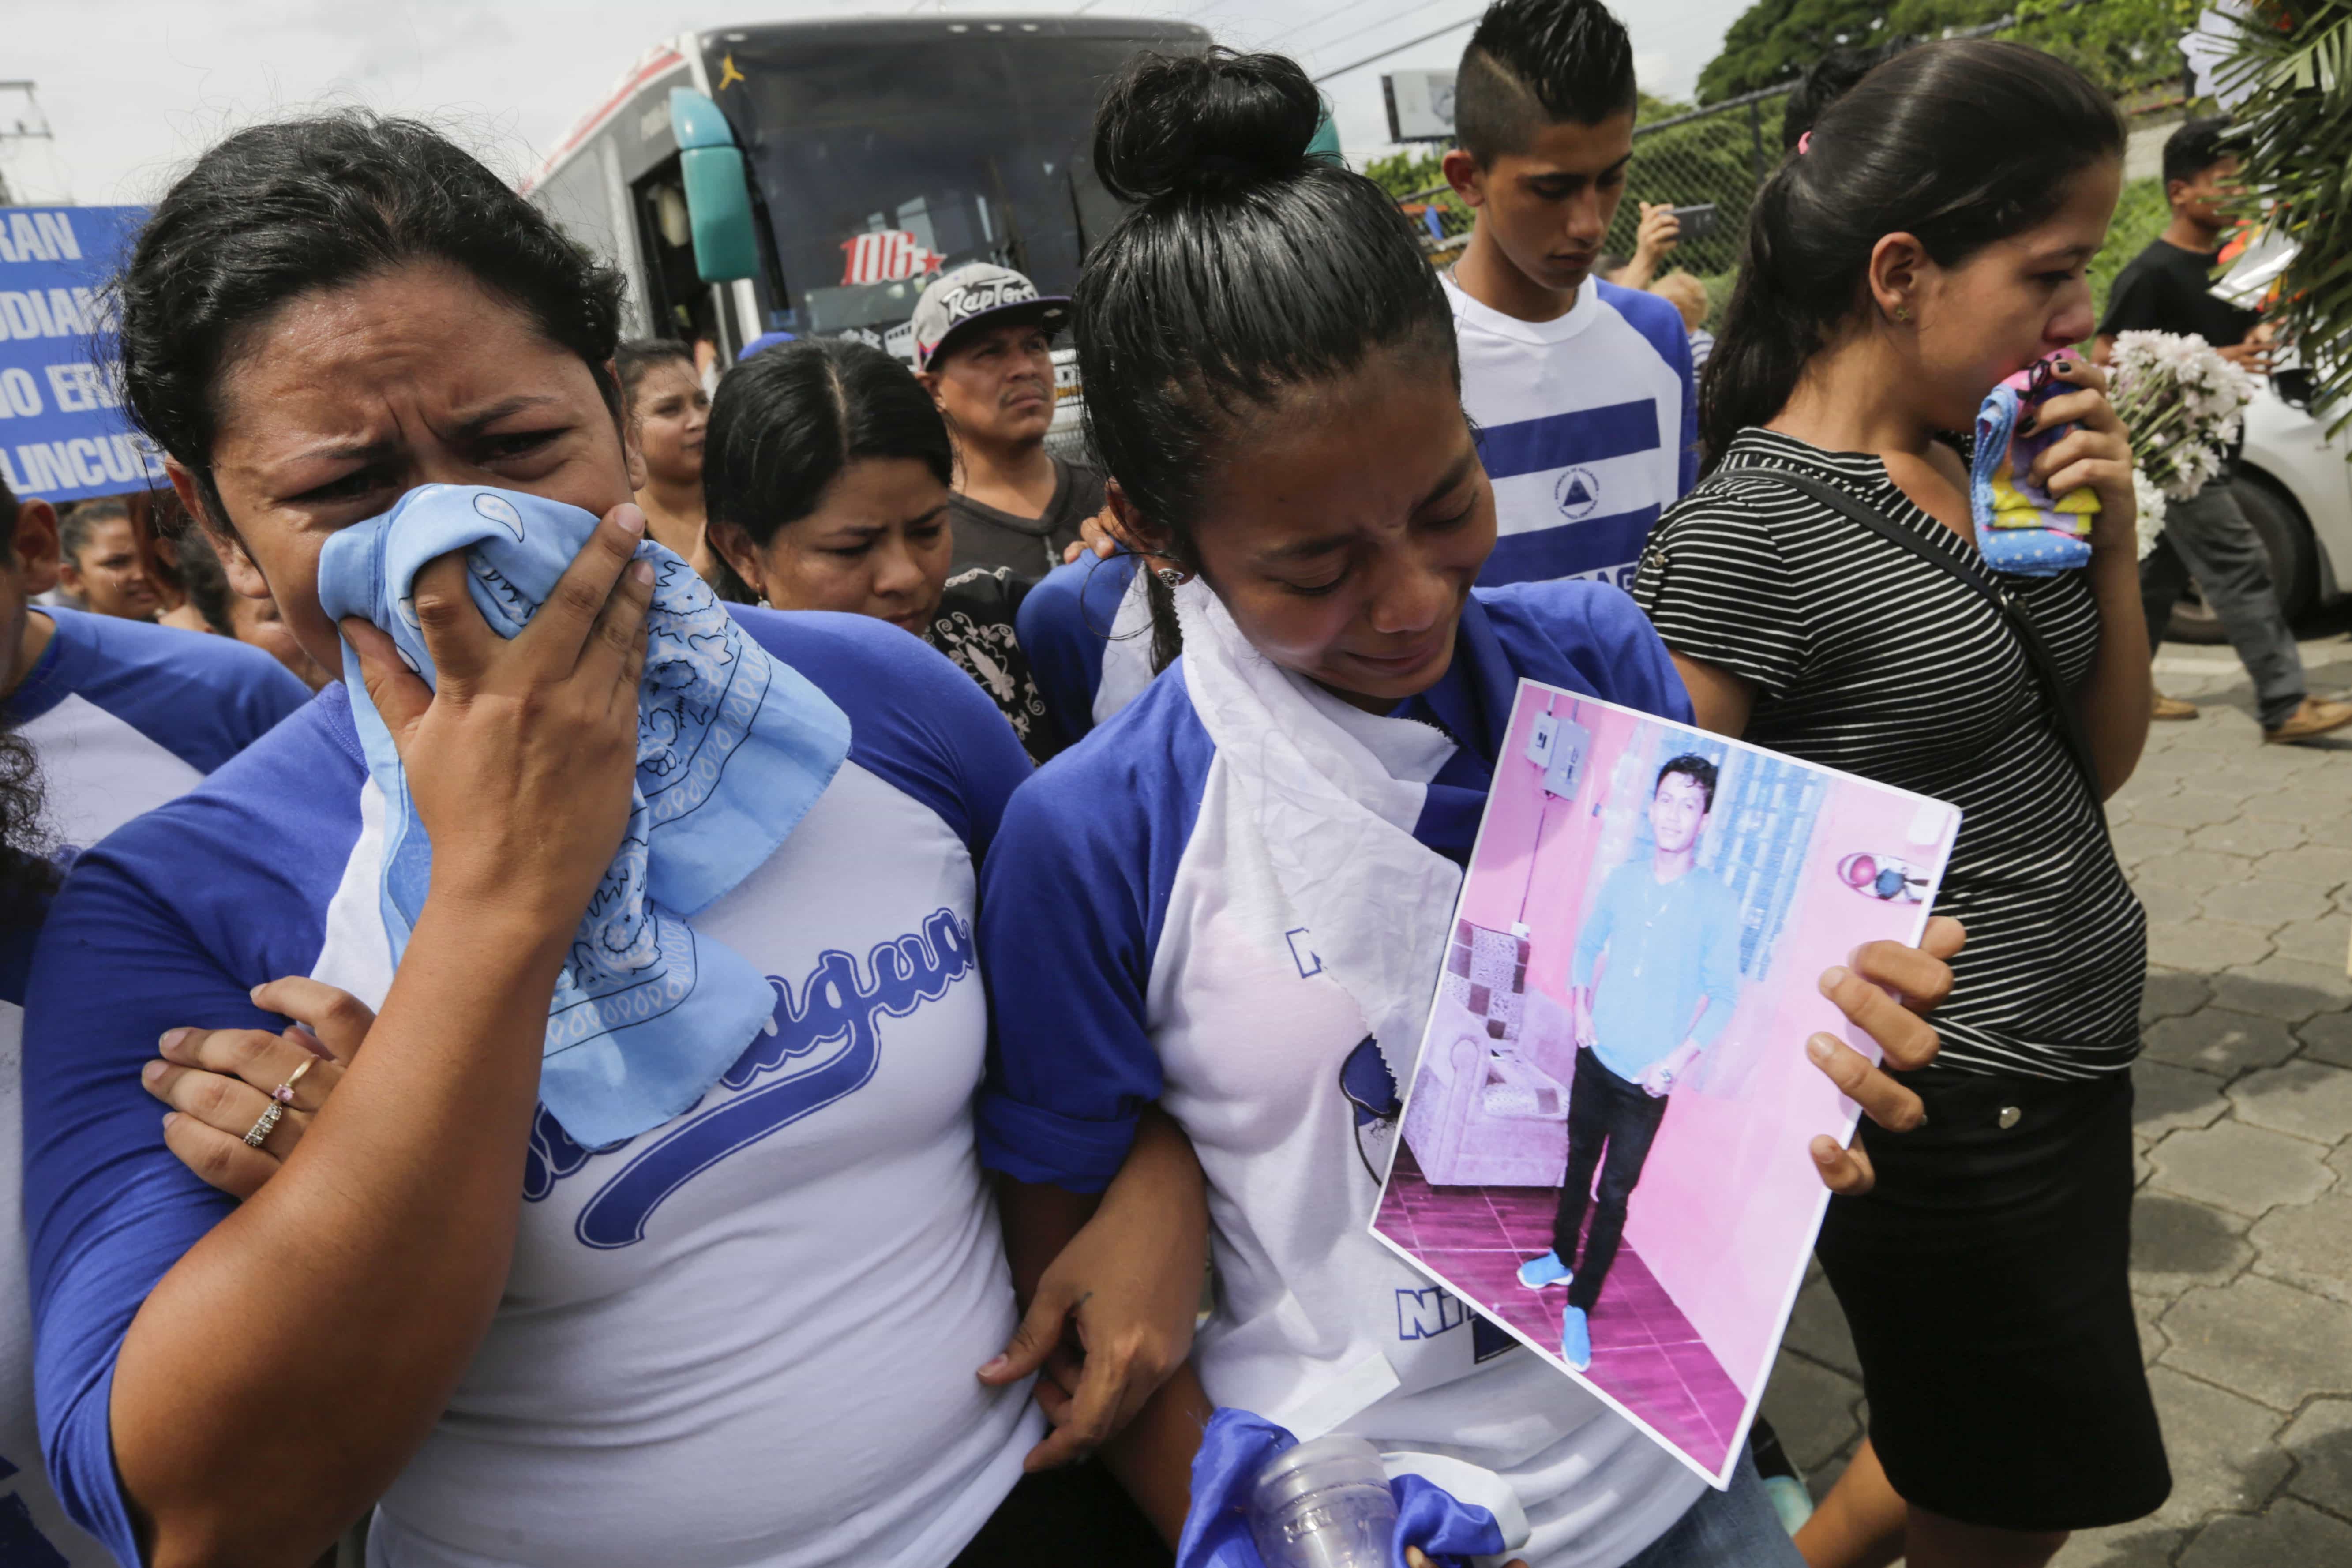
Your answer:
[2008,0,2200,93]
[1696,0,2003,102]
[1363,147,1447,200]
[2089,176,2171,323]
[1696,0,2191,103]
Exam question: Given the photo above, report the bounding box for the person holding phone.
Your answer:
[1605,203,1685,291]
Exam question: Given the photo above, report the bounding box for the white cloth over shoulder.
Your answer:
[1173,589,1462,1086]
[316,484,852,1147]
[1092,562,1163,725]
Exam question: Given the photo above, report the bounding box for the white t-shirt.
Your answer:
[2,607,308,1568]
[23,612,1040,1568]
[1444,274,1698,592]
[979,585,1709,1567]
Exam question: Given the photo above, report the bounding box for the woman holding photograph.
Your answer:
[977,47,1963,1566]
[1636,40,2161,1568]
[23,112,1200,1568]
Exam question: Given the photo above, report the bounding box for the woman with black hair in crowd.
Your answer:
[976,47,1963,1565]
[615,337,715,579]
[1636,39,2162,1568]
[704,338,1064,763]
[56,497,165,622]
[21,111,1201,1568]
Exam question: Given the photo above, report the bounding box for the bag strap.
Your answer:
[1725,466,2108,822]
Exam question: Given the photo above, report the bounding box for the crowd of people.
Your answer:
[0,0,2337,1564]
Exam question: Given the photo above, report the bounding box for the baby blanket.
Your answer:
[317,484,851,1148]
[1971,364,2100,576]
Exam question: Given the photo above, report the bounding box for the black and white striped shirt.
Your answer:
[1633,428,2145,1081]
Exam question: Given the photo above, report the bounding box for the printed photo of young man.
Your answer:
[1516,754,1740,1370]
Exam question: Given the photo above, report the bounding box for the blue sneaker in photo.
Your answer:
[1560,1305,1592,1371]
[1517,1250,1573,1290]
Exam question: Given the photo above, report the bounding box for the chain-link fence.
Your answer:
[1395,82,1796,289]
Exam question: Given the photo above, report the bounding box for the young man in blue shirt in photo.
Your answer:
[1520,754,1741,1370]
[1439,0,1698,590]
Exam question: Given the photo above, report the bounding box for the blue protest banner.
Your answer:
[0,205,160,503]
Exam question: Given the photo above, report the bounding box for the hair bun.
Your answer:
[1094,47,1323,204]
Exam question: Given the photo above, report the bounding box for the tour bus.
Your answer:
[525,14,1211,450]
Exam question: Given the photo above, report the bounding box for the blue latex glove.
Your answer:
[1177,1408,1508,1568]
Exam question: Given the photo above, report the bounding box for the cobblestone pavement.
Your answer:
[1760,626,2352,1567]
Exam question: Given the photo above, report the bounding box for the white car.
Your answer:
[2170,238,2352,640]
[2208,379,2352,636]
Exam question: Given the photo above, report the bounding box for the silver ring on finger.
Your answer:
[243,1101,286,1150]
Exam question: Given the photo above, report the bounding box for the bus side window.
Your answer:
[634,158,709,344]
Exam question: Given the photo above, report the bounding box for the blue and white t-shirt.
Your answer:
[1016,551,1154,747]
[2,607,307,1568]
[23,611,1042,1568]
[1445,274,1698,591]
[8,606,311,850]
[977,584,1711,1568]
[2,911,98,1568]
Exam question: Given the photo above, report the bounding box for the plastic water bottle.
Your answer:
[1248,1435,1399,1568]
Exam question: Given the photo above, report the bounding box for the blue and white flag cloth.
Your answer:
[318,484,852,1147]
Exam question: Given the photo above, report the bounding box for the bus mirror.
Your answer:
[678,147,761,283]
[668,88,761,284]
[668,88,736,153]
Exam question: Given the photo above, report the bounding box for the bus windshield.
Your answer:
[720,30,1149,344]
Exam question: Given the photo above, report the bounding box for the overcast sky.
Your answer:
[4,0,1750,207]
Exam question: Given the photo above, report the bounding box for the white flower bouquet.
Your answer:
[2107,330,2259,505]
[2132,467,2168,562]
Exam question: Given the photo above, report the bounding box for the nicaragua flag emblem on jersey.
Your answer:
[1554,465,1601,520]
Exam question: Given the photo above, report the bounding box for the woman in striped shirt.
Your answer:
[1634,40,2161,1568]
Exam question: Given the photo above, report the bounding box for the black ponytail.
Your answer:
[1703,39,2122,466]
[1078,47,1457,669]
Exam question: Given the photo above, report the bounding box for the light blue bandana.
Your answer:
[318,484,852,1147]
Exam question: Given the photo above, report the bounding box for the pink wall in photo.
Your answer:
[1621,777,1943,1390]
[1457,693,1630,970]
[1455,686,1950,1393]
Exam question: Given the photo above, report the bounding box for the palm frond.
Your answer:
[2219,0,2352,434]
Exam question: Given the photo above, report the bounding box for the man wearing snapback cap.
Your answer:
[914,263,1106,579]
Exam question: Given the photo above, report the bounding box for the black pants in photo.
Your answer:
[1550,1046,1669,1313]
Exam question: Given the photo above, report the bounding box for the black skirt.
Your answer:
[1814,1070,2170,1532]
